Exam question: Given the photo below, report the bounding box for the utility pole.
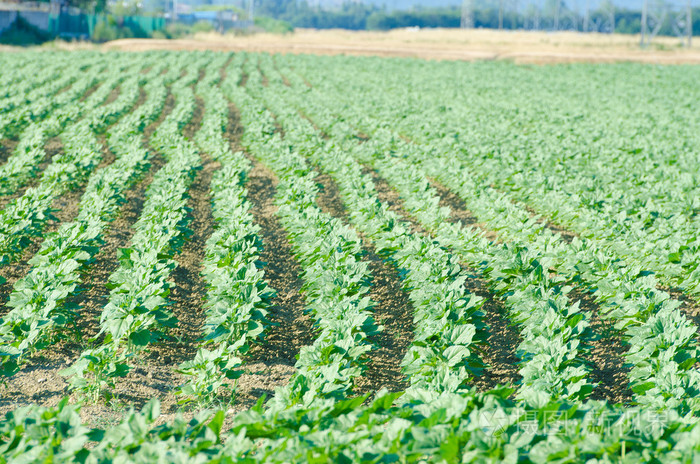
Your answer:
[461,0,474,29]
[641,0,648,46]
[687,0,692,47]
[609,2,615,34]
[499,0,504,29]
[554,0,560,31]
[248,0,254,23]
[583,0,589,32]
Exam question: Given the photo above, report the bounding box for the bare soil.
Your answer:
[313,168,413,395]
[151,94,215,376]
[368,170,523,392]
[79,81,101,102]
[237,154,314,407]
[104,29,700,65]
[224,103,244,151]
[462,275,522,392]
[573,289,633,404]
[664,286,700,338]
[0,138,17,165]
[362,166,429,237]
[429,179,501,243]
[428,175,633,402]
[104,85,121,106]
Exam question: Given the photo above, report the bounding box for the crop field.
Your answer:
[1,50,700,461]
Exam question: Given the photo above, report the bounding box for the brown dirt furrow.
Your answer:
[135,94,214,414]
[520,202,578,243]
[55,80,74,97]
[429,173,631,402]
[135,86,147,107]
[225,103,244,151]
[572,289,633,404]
[298,110,327,140]
[219,53,235,84]
[362,166,428,236]
[429,178,501,243]
[0,138,17,165]
[94,135,117,172]
[314,170,348,221]
[235,154,314,407]
[104,84,121,106]
[0,362,68,417]
[183,96,205,141]
[465,275,522,392]
[272,58,291,87]
[144,92,175,141]
[79,81,101,102]
[312,166,413,395]
[663,286,700,338]
[355,243,413,395]
[542,220,578,243]
[262,109,285,139]
[279,72,291,87]
[355,132,370,142]
[369,166,522,392]
[286,66,312,89]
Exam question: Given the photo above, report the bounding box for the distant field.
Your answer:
[104,28,700,63]
[2,50,700,461]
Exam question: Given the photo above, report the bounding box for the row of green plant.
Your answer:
[259,54,591,406]
[250,55,488,398]
[280,53,700,412]
[0,60,146,268]
[3,50,700,462]
[0,59,173,381]
[0,54,51,102]
[176,54,273,405]
[230,55,379,408]
[63,58,206,399]
[0,58,115,197]
[0,54,74,117]
[347,58,700,304]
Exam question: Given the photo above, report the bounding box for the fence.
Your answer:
[48,13,165,38]
[0,8,165,39]
[0,10,49,35]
